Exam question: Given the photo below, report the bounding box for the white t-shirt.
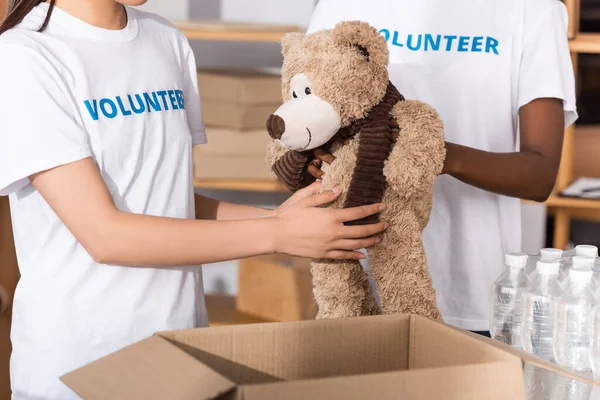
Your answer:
[0,4,208,398]
[309,0,577,331]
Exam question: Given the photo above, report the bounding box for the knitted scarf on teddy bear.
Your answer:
[272,81,404,226]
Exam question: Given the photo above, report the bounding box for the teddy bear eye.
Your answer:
[292,91,298,98]
[305,87,312,95]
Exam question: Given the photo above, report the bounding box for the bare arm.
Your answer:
[30,158,388,266]
[442,98,565,202]
[194,195,272,221]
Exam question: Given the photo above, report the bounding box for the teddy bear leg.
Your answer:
[310,259,381,319]
[369,216,443,321]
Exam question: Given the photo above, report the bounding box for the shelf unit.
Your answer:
[176,20,302,194]
[173,20,303,43]
[551,0,600,249]
[194,178,287,193]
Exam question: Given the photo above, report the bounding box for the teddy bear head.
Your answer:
[266,21,390,151]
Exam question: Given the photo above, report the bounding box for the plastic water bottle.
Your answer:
[541,248,564,261]
[553,268,596,374]
[575,244,598,258]
[559,255,595,288]
[591,303,600,381]
[526,248,563,283]
[490,252,529,348]
[522,260,562,361]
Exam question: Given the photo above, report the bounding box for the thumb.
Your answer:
[298,181,323,197]
[301,185,342,208]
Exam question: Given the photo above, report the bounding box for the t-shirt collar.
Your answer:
[37,2,139,43]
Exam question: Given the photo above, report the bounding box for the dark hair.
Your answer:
[0,0,56,36]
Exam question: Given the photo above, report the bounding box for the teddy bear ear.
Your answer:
[332,20,389,68]
[281,31,305,58]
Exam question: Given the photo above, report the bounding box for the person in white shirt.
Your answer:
[306,0,577,336]
[0,1,388,398]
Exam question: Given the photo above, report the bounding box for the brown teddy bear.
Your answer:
[265,20,445,321]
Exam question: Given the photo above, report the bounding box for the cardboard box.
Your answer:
[197,69,282,130]
[202,100,275,130]
[193,128,273,180]
[60,314,599,399]
[197,69,282,105]
[236,255,317,322]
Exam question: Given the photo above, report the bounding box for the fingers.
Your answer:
[325,250,366,260]
[335,236,382,250]
[314,148,336,164]
[307,163,325,179]
[298,180,322,196]
[341,222,389,239]
[334,203,386,223]
[301,186,342,207]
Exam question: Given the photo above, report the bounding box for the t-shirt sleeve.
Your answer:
[181,40,207,145]
[518,1,578,127]
[0,44,93,196]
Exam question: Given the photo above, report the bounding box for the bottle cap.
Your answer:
[568,267,593,282]
[505,252,528,268]
[575,245,598,258]
[539,248,563,261]
[536,260,560,275]
[571,256,595,269]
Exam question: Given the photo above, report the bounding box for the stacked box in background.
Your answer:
[193,68,282,180]
[236,255,317,322]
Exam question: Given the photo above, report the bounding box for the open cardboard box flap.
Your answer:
[60,314,597,400]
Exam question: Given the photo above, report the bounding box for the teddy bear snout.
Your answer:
[267,114,286,140]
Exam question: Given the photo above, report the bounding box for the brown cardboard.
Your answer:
[199,128,271,156]
[60,336,235,400]
[193,128,273,180]
[202,100,275,130]
[197,69,282,130]
[59,314,593,400]
[197,69,282,106]
[236,255,317,322]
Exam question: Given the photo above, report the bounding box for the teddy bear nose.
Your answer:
[267,114,286,140]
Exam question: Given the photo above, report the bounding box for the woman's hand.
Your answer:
[272,183,388,260]
[307,147,336,180]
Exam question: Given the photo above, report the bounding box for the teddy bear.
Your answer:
[265,20,446,321]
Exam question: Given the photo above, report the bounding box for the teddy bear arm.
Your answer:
[266,140,315,192]
[384,100,446,197]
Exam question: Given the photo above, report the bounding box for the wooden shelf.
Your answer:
[569,33,600,53]
[547,195,600,210]
[174,20,303,43]
[194,178,288,193]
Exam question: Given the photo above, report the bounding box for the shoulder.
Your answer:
[522,0,568,27]
[128,7,189,47]
[523,0,567,13]
[0,38,71,100]
[0,37,53,73]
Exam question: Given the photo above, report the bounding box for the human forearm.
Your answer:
[194,194,271,221]
[443,142,559,202]
[442,98,564,202]
[31,158,387,266]
[92,211,275,266]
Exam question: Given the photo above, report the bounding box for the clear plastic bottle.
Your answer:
[591,303,600,381]
[559,255,595,288]
[526,248,563,283]
[490,252,529,348]
[553,268,596,374]
[575,244,598,258]
[522,260,563,361]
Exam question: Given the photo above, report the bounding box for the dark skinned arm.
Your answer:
[442,98,564,202]
[309,98,565,203]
